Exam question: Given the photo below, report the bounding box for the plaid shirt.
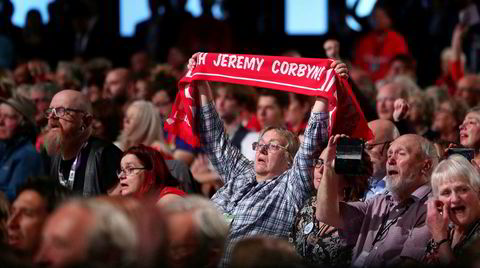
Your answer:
[198,102,328,266]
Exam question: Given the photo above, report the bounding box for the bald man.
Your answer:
[456,74,480,108]
[44,90,122,196]
[104,68,135,103]
[364,119,400,199]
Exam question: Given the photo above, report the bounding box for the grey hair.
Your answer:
[30,83,58,100]
[419,136,439,180]
[117,100,169,152]
[259,126,300,164]
[164,195,229,250]
[78,199,139,267]
[467,105,480,115]
[392,75,421,98]
[431,154,480,197]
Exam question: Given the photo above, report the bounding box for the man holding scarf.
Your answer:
[185,53,349,266]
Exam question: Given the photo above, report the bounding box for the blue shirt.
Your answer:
[364,177,386,200]
[0,138,44,201]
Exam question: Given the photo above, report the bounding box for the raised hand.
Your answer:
[393,98,409,122]
[330,60,349,79]
[426,199,450,241]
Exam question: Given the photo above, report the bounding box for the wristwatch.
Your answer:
[431,238,449,250]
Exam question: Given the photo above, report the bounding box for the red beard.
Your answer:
[43,128,64,156]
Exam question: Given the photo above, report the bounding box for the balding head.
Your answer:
[45,90,93,157]
[456,74,480,108]
[366,119,400,179]
[53,90,92,114]
[368,119,400,143]
[104,68,133,101]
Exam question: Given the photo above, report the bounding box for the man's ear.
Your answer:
[83,113,93,128]
[421,159,432,176]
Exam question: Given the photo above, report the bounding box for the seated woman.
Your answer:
[424,154,480,265]
[117,144,185,206]
[115,100,172,158]
[289,148,367,267]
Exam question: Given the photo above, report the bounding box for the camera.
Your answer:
[446,148,475,161]
[335,137,369,175]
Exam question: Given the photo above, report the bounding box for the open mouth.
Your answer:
[387,170,399,176]
[120,182,128,187]
[451,205,466,214]
[7,234,20,244]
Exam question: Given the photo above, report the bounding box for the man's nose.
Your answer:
[7,212,20,229]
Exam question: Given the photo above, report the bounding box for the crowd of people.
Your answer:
[1,0,480,267]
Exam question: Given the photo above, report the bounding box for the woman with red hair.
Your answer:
[117,144,185,206]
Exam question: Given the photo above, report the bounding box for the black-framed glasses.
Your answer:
[252,142,288,152]
[365,140,392,154]
[116,167,148,177]
[314,158,324,168]
[44,107,86,118]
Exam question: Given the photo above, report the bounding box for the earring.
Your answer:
[81,125,85,131]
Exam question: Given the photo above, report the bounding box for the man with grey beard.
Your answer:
[316,134,438,267]
[44,90,121,196]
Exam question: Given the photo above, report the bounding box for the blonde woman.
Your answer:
[116,100,172,158]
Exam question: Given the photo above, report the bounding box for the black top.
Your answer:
[55,136,121,196]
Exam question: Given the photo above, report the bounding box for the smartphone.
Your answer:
[335,137,366,175]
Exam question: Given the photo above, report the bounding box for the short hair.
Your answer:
[439,99,468,126]
[467,105,480,115]
[30,82,58,100]
[259,126,300,164]
[408,91,434,126]
[257,89,289,109]
[77,199,138,267]
[390,54,416,72]
[230,236,305,268]
[419,136,439,172]
[16,176,69,213]
[123,144,181,197]
[91,99,122,141]
[212,82,258,112]
[164,195,229,262]
[56,61,85,90]
[431,154,480,197]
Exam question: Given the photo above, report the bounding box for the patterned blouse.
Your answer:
[289,196,353,267]
[424,219,480,264]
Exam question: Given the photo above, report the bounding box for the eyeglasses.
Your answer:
[252,142,288,153]
[313,158,324,168]
[365,140,392,154]
[44,107,86,118]
[116,167,148,177]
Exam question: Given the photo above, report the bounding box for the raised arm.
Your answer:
[315,134,345,228]
[189,54,251,184]
[287,60,349,205]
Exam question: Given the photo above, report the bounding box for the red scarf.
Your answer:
[165,53,373,146]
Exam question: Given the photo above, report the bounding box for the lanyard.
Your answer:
[371,190,430,247]
[58,142,87,190]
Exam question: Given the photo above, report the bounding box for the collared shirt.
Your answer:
[340,184,432,267]
[364,177,386,200]
[198,102,328,267]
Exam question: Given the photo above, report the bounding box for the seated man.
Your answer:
[44,90,122,196]
[316,134,438,267]
[189,55,349,266]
